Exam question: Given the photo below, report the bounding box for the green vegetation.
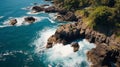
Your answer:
[54,0,118,10]
[54,0,120,36]
[88,6,116,28]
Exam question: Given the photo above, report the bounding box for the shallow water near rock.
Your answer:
[0,0,95,67]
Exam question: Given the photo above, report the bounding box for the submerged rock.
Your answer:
[9,19,17,25]
[24,16,36,23]
[71,42,79,52]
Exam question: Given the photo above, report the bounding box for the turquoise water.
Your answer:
[0,0,95,67]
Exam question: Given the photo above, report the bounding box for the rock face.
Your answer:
[44,6,57,13]
[87,43,120,67]
[24,17,36,23]
[46,21,120,67]
[71,42,79,52]
[57,11,78,22]
[9,19,17,25]
[31,5,78,22]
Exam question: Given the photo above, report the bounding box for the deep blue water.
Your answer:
[0,0,95,67]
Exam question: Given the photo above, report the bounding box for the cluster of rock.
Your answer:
[46,21,120,67]
[31,5,78,22]
[56,11,78,22]
[87,43,120,67]
[31,5,57,13]
[9,16,36,25]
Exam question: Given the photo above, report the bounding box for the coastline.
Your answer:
[0,0,119,67]
[43,0,120,67]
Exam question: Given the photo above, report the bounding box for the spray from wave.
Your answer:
[33,27,95,67]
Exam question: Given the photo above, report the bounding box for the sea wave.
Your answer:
[33,27,95,67]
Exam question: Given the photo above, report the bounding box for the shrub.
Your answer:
[88,6,115,29]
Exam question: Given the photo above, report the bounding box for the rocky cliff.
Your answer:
[46,21,120,67]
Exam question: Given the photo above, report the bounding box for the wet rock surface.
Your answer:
[47,21,120,67]
[24,16,36,23]
[31,5,78,22]
[9,19,17,25]
[32,6,44,13]
[71,42,79,52]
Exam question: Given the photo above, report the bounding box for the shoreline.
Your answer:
[43,0,120,67]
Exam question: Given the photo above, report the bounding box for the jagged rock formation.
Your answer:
[31,5,78,22]
[46,21,120,67]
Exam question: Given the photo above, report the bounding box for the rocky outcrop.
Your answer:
[31,5,78,22]
[9,19,17,25]
[32,6,44,13]
[46,21,120,67]
[24,16,36,23]
[44,6,57,13]
[56,11,78,22]
[71,42,79,52]
[87,43,120,67]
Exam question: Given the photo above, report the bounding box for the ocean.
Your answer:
[0,0,95,67]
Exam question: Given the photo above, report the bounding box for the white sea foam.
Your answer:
[33,27,96,67]
[48,13,57,20]
[21,6,31,10]
[0,25,10,28]
[27,11,45,15]
[46,17,55,23]
[33,27,56,53]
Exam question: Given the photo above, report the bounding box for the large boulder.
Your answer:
[71,42,80,52]
[71,42,79,52]
[24,17,36,23]
[9,19,17,25]
[32,6,44,13]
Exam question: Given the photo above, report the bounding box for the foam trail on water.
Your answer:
[47,17,55,23]
[33,27,95,67]
[0,25,10,28]
[48,13,57,20]
[0,16,42,28]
